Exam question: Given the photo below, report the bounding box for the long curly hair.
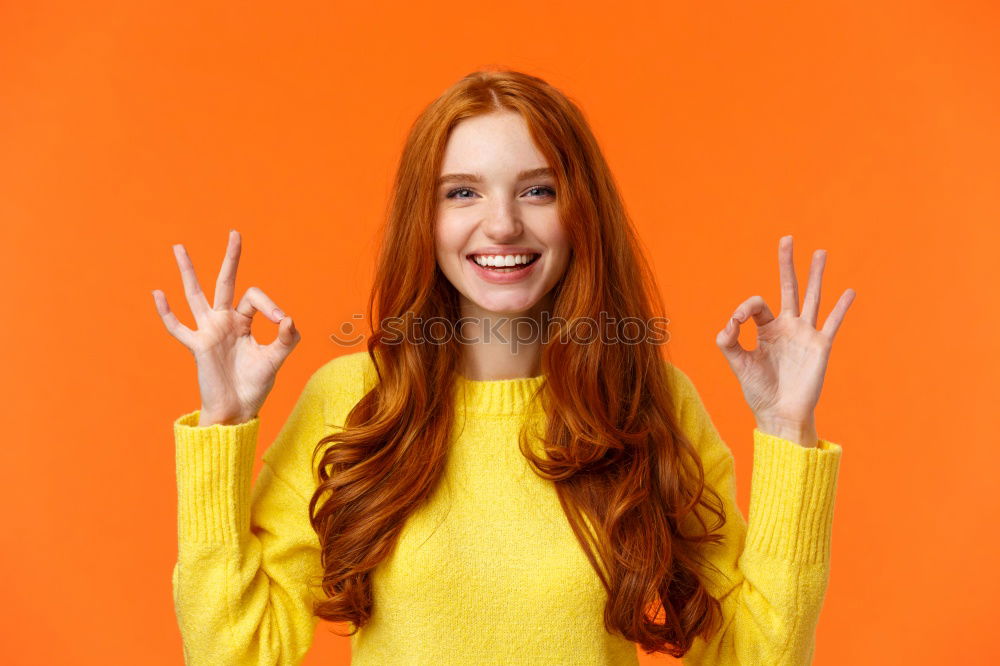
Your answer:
[306,68,729,657]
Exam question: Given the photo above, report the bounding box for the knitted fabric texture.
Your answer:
[171,350,842,665]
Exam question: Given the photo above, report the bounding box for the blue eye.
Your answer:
[444,186,556,199]
[526,186,556,198]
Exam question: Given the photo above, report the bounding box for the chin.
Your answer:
[467,294,540,317]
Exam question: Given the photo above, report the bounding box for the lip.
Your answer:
[466,246,542,258]
[466,253,541,284]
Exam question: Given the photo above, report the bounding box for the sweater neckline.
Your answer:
[453,373,546,416]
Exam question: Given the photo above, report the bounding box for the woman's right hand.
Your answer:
[152,230,301,426]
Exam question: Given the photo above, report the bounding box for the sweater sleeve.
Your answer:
[171,365,334,665]
[665,363,842,666]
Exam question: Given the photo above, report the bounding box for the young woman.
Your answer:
[153,70,855,665]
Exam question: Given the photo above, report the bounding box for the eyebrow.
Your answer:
[437,166,554,186]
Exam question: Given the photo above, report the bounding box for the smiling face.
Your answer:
[434,111,571,318]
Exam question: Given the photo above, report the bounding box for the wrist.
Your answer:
[198,408,255,427]
[755,417,818,448]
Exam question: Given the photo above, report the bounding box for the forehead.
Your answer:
[440,111,549,175]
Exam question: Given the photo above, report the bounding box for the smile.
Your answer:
[465,253,542,283]
[467,253,541,270]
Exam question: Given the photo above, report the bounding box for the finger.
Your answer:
[800,249,827,328]
[173,244,211,322]
[716,313,749,367]
[152,289,197,348]
[778,235,800,316]
[820,288,856,341]
[213,229,242,310]
[235,286,286,324]
[732,295,776,328]
[265,315,301,364]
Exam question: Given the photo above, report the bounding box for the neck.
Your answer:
[457,295,552,381]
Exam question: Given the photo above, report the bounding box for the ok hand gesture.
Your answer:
[715,235,856,447]
[152,230,301,426]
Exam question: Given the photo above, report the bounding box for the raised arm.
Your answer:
[171,364,332,665]
[153,229,331,663]
[666,362,843,665]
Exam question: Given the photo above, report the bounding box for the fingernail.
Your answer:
[272,308,285,320]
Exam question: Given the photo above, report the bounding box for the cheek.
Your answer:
[541,225,570,257]
[544,228,572,273]
[433,215,466,267]
[434,210,463,240]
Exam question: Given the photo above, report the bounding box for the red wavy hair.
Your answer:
[307,69,729,657]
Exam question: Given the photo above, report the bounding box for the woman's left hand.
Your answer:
[715,235,856,447]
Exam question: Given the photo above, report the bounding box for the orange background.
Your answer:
[2,1,997,664]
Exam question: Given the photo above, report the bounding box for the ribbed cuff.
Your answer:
[173,409,260,544]
[745,428,843,565]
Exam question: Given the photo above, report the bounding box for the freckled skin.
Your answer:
[434,111,571,319]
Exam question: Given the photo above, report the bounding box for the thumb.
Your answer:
[268,315,300,358]
[715,316,747,366]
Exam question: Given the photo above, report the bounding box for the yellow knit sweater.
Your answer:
[172,350,842,665]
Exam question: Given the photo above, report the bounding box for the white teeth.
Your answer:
[472,254,537,267]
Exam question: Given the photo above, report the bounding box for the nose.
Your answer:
[482,199,523,240]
